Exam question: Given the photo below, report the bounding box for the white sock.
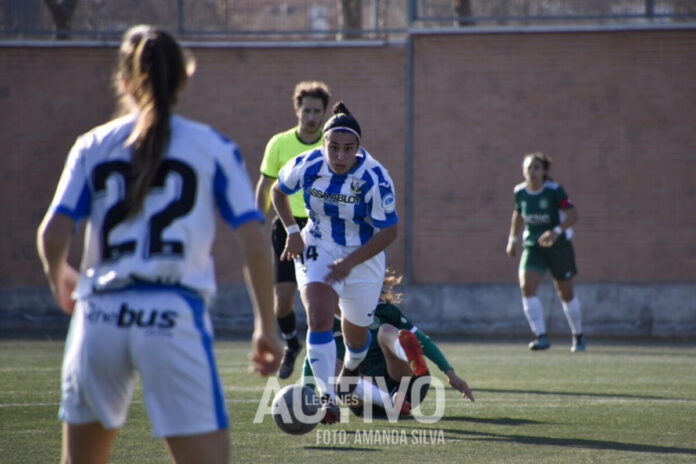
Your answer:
[352,378,390,408]
[562,297,583,335]
[522,296,546,336]
[343,331,372,370]
[392,337,408,362]
[306,330,336,398]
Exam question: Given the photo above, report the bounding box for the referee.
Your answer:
[255,81,331,378]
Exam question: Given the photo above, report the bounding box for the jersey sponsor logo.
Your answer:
[85,301,120,325]
[116,303,178,329]
[382,193,396,213]
[523,213,551,225]
[307,187,361,205]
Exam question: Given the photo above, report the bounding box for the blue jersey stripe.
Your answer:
[301,158,323,206]
[326,172,345,245]
[356,170,375,243]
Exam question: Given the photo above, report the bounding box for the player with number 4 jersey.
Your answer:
[271,101,398,425]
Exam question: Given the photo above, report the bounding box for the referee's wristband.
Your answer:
[285,224,301,235]
[553,226,563,235]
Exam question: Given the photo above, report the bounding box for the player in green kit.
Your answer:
[506,152,585,352]
[255,81,331,378]
[299,271,474,417]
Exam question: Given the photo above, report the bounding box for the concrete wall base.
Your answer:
[2,283,695,338]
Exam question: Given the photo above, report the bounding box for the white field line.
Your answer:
[3,394,695,409]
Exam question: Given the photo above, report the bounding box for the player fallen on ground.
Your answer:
[300,271,474,418]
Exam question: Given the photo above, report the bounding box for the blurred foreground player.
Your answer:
[37,25,281,464]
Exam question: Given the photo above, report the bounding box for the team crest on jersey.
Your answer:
[382,193,396,214]
[350,179,366,193]
[539,198,549,210]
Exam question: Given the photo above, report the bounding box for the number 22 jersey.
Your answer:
[49,112,262,299]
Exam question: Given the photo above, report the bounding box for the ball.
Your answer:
[271,384,322,435]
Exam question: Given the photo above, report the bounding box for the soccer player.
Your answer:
[36,25,282,464]
[271,102,399,424]
[300,271,475,418]
[506,152,585,352]
[255,81,331,379]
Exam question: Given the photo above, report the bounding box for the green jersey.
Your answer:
[333,302,453,374]
[514,180,574,247]
[260,127,322,218]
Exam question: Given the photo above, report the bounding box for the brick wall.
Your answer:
[1,28,694,293]
[410,29,696,283]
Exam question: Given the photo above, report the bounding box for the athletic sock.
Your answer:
[306,330,336,398]
[522,296,546,336]
[352,377,390,408]
[278,313,300,351]
[562,297,583,335]
[343,331,372,371]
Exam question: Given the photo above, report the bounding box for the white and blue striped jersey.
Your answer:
[49,113,263,298]
[277,147,398,247]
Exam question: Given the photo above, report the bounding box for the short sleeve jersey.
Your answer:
[514,180,574,247]
[259,127,323,218]
[49,113,262,298]
[277,147,398,247]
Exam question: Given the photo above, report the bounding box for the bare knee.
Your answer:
[554,279,575,302]
[377,324,398,353]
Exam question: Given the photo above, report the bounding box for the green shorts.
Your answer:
[520,237,577,281]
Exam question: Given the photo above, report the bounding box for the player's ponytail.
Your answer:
[117,25,193,219]
[332,101,352,116]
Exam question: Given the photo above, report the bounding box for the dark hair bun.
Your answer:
[332,101,352,116]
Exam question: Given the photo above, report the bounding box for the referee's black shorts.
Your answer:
[271,216,308,284]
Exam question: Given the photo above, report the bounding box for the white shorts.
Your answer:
[59,285,228,437]
[294,232,386,327]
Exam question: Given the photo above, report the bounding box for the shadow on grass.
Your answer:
[439,428,696,456]
[437,416,544,426]
[303,446,379,452]
[475,387,691,402]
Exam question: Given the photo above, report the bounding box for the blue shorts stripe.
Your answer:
[180,291,229,430]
